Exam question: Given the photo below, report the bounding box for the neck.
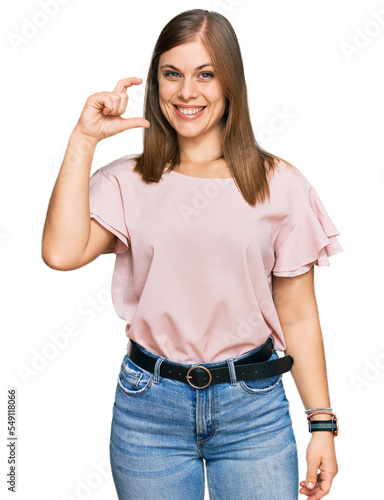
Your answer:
[177,128,224,165]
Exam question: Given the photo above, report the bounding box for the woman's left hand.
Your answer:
[299,433,339,499]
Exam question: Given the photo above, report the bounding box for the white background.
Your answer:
[2,0,383,498]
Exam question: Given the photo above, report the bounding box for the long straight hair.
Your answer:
[132,9,294,206]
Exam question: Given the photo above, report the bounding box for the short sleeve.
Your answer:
[272,186,343,277]
[89,168,129,254]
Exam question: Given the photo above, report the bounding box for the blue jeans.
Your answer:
[109,338,299,499]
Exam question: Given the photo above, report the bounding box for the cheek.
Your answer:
[158,84,166,103]
[158,88,165,104]
[211,97,226,115]
[158,95,173,120]
[207,86,226,108]
[158,82,174,100]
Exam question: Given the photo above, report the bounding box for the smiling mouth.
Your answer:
[174,105,207,115]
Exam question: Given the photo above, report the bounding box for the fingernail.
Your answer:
[307,482,314,488]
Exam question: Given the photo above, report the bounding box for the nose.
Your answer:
[177,77,198,101]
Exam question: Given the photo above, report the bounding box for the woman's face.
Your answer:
[157,40,226,140]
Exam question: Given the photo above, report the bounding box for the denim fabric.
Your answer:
[109,338,299,499]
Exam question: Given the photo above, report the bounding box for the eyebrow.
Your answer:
[159,63,214,71]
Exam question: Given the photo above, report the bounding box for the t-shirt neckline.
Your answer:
[169,169,234,180]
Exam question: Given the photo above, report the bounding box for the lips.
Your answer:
[173,105,207,119]
[174,105,207,109]
[174,105,206,113]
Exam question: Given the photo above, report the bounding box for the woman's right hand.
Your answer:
[73,77,150,143]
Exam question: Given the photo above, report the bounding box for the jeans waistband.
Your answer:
[128,336,275,369]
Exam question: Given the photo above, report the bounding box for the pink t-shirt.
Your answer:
[89,154,343,363]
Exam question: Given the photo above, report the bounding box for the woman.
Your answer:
[42,9,342,500]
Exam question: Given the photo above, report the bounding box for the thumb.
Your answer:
[305,468,318,489]
[119,117,151,132]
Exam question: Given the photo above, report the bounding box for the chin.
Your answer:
[176,129,206,138]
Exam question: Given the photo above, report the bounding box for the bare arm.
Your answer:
[272,266,332,420]
[272,266,338,498]
[41,77,150,271]
[41,129,116,270]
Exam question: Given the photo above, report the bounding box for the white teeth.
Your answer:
[176,106,205,115]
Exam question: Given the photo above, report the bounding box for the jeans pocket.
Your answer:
[117,355,153,397]
[238,351,283,395]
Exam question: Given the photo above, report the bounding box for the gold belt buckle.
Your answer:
[186,365,212,389]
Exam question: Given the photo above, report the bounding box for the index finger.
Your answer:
[113,77,143,93]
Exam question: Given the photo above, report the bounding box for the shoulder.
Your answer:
[91,154,140,191]
[97,153,139,179]
[268,159,312,203]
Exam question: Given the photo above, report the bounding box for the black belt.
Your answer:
[129,338,293,389]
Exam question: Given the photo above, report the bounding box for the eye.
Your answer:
[200,72,214,80]
[163,71,180,78]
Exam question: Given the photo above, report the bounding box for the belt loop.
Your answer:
[153,356,165,384]
[270,335,275,350]
[227,359,237,386]
[126,339,133,357]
